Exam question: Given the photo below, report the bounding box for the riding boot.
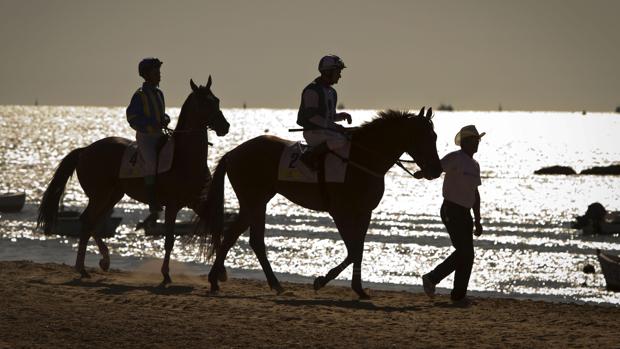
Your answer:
[136,176,161,230]
[300,142,330,171]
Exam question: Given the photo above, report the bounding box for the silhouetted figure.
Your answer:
[126,57,171,227]
[572,202,607,234]
[418,125,485,305]
[297,55,352,170]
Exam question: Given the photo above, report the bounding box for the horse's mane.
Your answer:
[354,109,420,138]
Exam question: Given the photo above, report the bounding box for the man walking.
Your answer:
[419,125,485,305]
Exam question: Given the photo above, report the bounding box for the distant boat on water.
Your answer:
[437,103,454,111]
[45,210,122,238]
[144,212,238,236]
[0,192,26,212]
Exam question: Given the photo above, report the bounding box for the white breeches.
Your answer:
[136,132,162,176]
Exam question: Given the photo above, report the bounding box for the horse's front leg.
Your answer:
[249,204,284,294]
[160,205,180,286]
[314,256,351,291]
[94,236,110,271]
[330,210,372,299]
[208,206,252,294]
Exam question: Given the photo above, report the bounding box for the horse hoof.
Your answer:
[79,269,91,279]
[356,289,371,300]
[99,259,110,272]
[209,286,220,295]
[218,268,228,282]
[161,275,172,286]
[272,285,285,295]
[313,276,326,291]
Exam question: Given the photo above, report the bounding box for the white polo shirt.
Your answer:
[441,150,481,209]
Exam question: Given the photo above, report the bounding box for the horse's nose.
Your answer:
[216,121,230,136]
[424,167,442,180]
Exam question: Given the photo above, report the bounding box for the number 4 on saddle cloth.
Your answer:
[118,138,175,178]
[277,140,351,183]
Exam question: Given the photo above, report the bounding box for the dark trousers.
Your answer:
[427,200,474,300]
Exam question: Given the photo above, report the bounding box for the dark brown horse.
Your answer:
[199,108,442,299]
[37,77,230,285]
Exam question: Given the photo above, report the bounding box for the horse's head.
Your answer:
[405,107,442,180]
[189,76,230,136]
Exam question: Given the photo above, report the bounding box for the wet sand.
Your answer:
[0,260,618,348]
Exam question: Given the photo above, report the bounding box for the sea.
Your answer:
[1,105,619,306]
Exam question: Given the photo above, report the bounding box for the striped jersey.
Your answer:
[126,83,166,134]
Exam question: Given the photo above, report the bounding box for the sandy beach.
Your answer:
[0,261,617,348]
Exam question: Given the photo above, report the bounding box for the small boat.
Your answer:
[144,221,195,236]
[573,204,620,235]
[582,221,620,235]
[0,192,26,212]
[47,210,122,238]
[597,249,620,291]
[144,212,238,236]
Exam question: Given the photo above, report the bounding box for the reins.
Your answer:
[288,126,420,178]
[164,123,214,146]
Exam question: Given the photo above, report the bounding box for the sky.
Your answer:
[0,0,619,111]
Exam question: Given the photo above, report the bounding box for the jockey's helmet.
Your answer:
[318,55,346,72]
[139,58,163,78]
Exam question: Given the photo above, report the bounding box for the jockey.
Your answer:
[297,54,352,170]
[126,57,171,225]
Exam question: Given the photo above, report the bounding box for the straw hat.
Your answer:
[455,125,486,145]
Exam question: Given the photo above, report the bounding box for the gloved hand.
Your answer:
[337,112,352,124]
[162,113,171,127]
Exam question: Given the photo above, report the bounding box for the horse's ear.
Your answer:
[425,107,433,119]
[206,75,212,89]
[190,79,198,92]
[416,107,425,118]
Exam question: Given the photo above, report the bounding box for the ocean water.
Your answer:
[1,105,619,305]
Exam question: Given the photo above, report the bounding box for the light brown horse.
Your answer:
[37,77,230,285]
[199,108,442,299]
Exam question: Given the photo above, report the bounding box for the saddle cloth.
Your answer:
[277,140,350,183]
[119,138,175,178]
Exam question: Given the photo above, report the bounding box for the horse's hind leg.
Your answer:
[160,205,181,286]
[315,211,371,299]
[75,200,109,278]
[249,204,284,294]
[93,190,124,272]
[208,205,254,293]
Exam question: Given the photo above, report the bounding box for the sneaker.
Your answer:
[422,274,436,299]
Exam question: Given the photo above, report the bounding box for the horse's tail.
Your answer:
[194,153,228,260]
[36,148,83,234]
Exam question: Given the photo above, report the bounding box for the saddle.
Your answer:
[277,141,350,183]
[119,136,175,178]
